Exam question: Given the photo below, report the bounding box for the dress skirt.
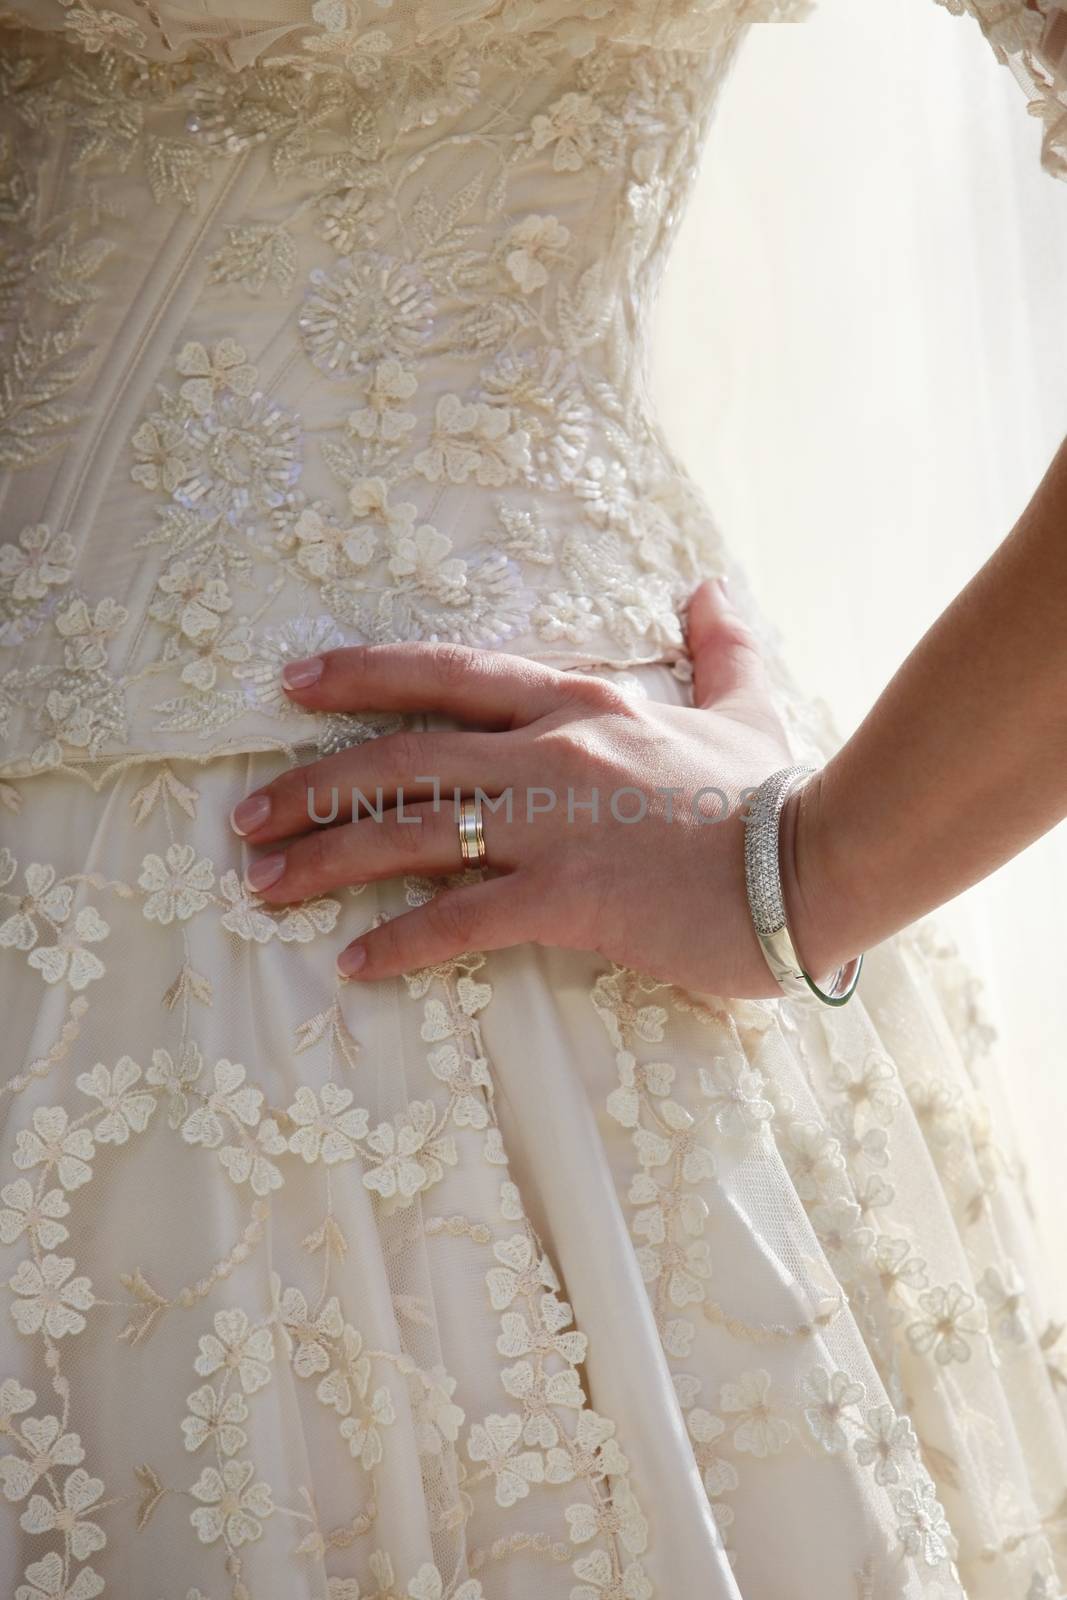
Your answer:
[0,661,1065,1600]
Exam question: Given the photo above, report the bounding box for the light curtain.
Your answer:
[650,0,1067,1264]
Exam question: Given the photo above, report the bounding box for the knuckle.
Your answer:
[431,641,477,689]
[378,727,424,782]
[566,672,632,714]
[300,823,335,882]
[296,761,332,825]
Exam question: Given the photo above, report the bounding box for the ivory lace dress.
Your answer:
[1,2,1066,1597]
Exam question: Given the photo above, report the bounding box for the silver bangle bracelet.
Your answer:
[743,764,863,1006]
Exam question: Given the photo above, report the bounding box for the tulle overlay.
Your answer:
[0,660,1066,1600]
[3,0,1067,1596]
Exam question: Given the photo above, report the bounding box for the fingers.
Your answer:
[685,576,774,712]
[230,728,514,845]
[279,641,571,728]
[336,873,542,981]
[242,795,522,903]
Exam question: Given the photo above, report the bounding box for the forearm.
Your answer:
[782,433,1067,980]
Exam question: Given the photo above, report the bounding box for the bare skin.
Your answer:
[228,433,1067,996]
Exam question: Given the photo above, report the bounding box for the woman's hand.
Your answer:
[228,578,831,998]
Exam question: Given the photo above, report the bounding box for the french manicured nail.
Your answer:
[282,656,324,690]
[337,944,367,977]
[245,852,286,891]
[230,794,271,836]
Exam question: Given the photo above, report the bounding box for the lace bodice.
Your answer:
[0,0,1062,778]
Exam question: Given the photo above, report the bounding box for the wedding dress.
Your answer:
[1,2,1066,1597]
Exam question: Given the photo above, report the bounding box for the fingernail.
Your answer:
[337,944,366,977]
[230,794,271,836]
[716,574,730,599]
[282,656,324,690]
[245,852,286,891]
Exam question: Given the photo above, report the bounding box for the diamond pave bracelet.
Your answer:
[743,764,863,1006]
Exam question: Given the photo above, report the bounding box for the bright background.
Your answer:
[650,0,1067,1245]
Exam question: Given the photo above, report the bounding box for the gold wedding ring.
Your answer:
[457,795,488,867]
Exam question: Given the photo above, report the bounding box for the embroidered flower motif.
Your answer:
[801,1367,865,1454]
[150,564,234,644]
[189,1457,274,1546]
[412,394,531,487]
[853,1404,919,1487]
[543,1407,627,1484]
[906,1283,987,1366]
[466,1411,545,1508]
[808,1195,876,1273]
[218,869,341,943]
[683,1404,738,1507]
[286,1084,370,1164]
[718,1368,791,1458]
[892,1478,955,1567]
[427,1042,492,1127]
[182,392,302,519]
[605,1050,674,1128]
[503,214,571,293]
[394,47,482,133]
[362,1100,457,1208]
[299,253,435,377]
[11,1549,104,1600]
[175,339,257,416]
[977,1264,1029,1344]
[0,1406,82,1501]
[218,1117,288,1196]
[339,1384,396,1469]
[408,1365,465,1458]
[13,1106,95,1192]
[146,1042,204,1131]
[19,1466,106,1560]
[406,1565,483,1600]
[231,616,349,717]
[779,1118,847,1203]
[0,524,75,605]
[194,1308,274,1395]
[698,1053,774,1138]
[0,862,74,951]
[316,1323,371,1417]
[181,1385,250,1456]
[0,1179,70,1250]
[292,506,379,578]
[138,844,215,923]
[318,185,388,256]
[872,1234,929,1302]
[485,1235,557,1310]
[532,589,598,644]
[565,1477,647,1553]
[830,1051,900,1128]
[276,1284,345,1378]
[569,1548,653,1600]
[529,92,604,172]
[500,1358,583,1448]
[496,1293,588,1365]
[180,1058,263,1150]
[75,1056,156,1144]
[346,357,419,443]
[62,4,147,53]
[8,1253,94,1339]
[130,402,199,496]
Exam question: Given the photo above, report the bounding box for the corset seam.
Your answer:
[47,155,254,545]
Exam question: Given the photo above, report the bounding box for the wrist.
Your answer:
[777,769,862,983]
